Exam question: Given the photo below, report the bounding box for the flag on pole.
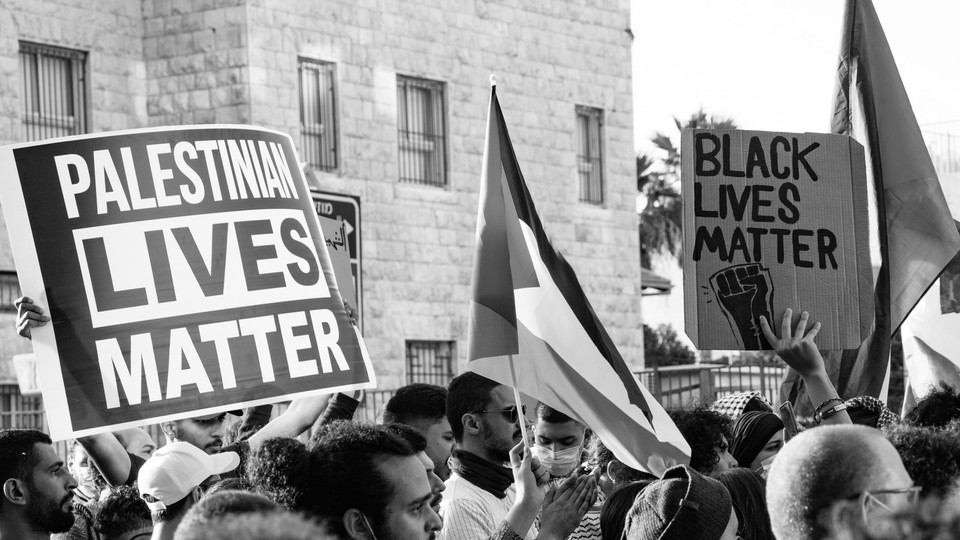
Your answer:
[467,85,690,476]
[782,0,960,411]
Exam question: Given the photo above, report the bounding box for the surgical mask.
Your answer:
[535,444,581,477]
[755,454,776,479]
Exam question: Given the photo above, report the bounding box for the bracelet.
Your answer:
[814,396,843,415]
[815,402,848,424]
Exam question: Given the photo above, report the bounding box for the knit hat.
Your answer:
[730,411,784,468]
[710,391,772,420]
[624,464,733,540]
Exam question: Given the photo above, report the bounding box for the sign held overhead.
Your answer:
[682,129,873,351]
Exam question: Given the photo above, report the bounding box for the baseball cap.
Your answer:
[138,442,240,511]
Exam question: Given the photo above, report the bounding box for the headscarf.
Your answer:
[730,411,783,468]
[845,395,900,429]
[710,391,773,420]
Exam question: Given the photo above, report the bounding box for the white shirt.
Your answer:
[438,471,538,540]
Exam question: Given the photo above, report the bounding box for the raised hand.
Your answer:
[759,309,824,377]
[709,263,774,349]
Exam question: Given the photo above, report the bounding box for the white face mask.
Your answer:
[756,454,776,479]
[534,444,581,477]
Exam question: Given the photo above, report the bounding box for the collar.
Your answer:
[451,449,514,499]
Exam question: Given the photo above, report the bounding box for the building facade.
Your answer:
[0,0,642,391]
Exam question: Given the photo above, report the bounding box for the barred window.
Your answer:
[397,76,446,186]
[0,272,19,313]
[19,42,87,142]
[299,59,338,171]
[406,340,456,386]
[576,105,604,204]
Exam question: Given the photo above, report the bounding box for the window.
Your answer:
[0,272,19,313]
[19,42,87,141]
[406,340,456,386]
[397,76,446,186]
[576,105,604,204]
[298,59,338,171]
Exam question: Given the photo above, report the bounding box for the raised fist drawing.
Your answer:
[709,263,774,350]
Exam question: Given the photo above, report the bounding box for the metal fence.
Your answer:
[0,364,787,459]
[922,120,960,176]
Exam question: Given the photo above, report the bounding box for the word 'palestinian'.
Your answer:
[55,139,298,219]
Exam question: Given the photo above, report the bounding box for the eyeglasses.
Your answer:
[854,486,922,522]
[475,405,527,424]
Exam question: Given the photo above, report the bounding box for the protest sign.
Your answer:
[681,129,873,351]
[0,125,375,439]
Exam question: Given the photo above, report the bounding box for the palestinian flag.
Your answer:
[467,85,690,476]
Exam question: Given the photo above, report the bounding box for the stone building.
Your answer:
[0,0,642,392]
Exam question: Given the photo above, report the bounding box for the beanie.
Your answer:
[624,464,732,540]
[730,411,783,468]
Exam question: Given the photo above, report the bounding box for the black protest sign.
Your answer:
[0,126,375,439]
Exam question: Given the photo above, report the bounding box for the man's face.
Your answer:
[25,443,78,533]
[534,419,586,452]
[414,451,445,512]
[410,417,455,481]
[116,428,157,460]
[374,455,443,540]
[477,385,522,464]
[172,415,226,454]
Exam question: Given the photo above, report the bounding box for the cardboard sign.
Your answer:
[681,129,873,351]
[0,125,376,439]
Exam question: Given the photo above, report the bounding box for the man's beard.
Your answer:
[26,488,75,534]
[480,422,517,465]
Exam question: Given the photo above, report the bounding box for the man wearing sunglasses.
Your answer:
[767,424,914,540]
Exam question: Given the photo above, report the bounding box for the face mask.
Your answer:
[535,444,581,477]
[755,454,776,479]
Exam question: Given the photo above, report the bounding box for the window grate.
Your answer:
[405,340,456,386]
[576,105,604,204]
[19,42,87,142]
[299,59,338,172]
[397,76,446,187]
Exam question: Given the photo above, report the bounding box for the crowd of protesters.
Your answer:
[5,301,960,540]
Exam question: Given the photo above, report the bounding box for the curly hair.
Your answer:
[905,382,960,428]
[95,485,152,536]
[884,422,960,497]
[668,406,733,474]
[246,437,314,511]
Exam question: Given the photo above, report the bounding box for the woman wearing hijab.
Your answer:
[730,411,784,477]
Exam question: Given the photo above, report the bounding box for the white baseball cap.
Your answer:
[138,441,239,511]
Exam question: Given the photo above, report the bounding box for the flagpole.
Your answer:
[508,354,530,449]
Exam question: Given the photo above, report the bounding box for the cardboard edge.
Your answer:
[680,129,699,348]
[847,137,875,342]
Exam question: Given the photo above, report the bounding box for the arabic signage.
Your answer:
[0,125,376,439]
[312,191,362,331]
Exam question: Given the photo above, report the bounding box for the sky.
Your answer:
[631,0,960,153]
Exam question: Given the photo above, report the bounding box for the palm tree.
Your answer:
[638,108,737,267]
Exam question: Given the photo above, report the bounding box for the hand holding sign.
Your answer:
[15,296,49,340]
[709,263,774,349]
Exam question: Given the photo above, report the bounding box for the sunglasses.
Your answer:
[476,405,527,424]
